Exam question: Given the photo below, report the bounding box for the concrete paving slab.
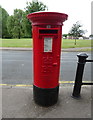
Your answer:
[1,85,92,118]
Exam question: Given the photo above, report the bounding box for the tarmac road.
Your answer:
[1,50,92,85]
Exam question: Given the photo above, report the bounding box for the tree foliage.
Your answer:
[1,1,47,39]
[7,15,14,38]
[0,6,10,38]
[89,34,93,37]
[25,1,47,14]
[69,21,85,45]
[0,6,2,38]
[7,9,25,39]
[63,34,68,39]
[69,21,85,38]
[24,1,47,38]
[13,9,25,39]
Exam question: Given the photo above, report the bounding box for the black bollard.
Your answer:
[72,53,88,98]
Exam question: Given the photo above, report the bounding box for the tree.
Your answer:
[89,34,93,40]
[7,9,27,39]
[7,15,15,38]
[24,1,47,38]
[13,9,25,39]
[69,21,85,45]
[63,34,68,39]
[4,1,48,39]
[25,1,47,14]
[0,6,2,38]
[7,9,26,39]
[0,6,10,38]
[21,12,32,38]
[89,34,93,37]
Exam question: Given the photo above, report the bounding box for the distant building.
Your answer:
[83,36,89,40]
[67,36,79,39]
[79,37,83,39]
[89,37,93,40]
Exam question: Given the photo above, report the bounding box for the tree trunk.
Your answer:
[18,29,20,39]
[75,39,76,45]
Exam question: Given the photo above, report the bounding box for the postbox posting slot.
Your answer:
[39,29,58,34]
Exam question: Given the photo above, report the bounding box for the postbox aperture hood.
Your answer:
[27,12,68,26]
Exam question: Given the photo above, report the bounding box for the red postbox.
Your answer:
[27,12,68,106]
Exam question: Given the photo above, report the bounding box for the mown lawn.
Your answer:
[0,38,92,48]
[62,39,92,48]
[0,38,33,48]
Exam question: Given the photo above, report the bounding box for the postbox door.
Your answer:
[38,28,62,88]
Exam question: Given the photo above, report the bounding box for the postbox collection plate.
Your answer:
[44,37,53,52]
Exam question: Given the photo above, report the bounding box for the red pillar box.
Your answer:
[27,12,68,106]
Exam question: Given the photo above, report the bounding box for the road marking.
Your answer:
[0,81,92,87]
[0,84,33,87]
[15,84,33,87]
[59,81,74,84]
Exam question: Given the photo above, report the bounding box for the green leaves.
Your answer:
[1,1,47,39]
[0,6,10,38]
[7,15,14,38]
[25,1,47,14]
[69,21,85,45]
[69,21,85,38]
[7,9,25,39]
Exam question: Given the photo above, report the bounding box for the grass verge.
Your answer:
[0,38,92,49]
[0,38,32,48]
[62,39,92,48]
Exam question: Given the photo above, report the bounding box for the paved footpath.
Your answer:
[1,85,92,118]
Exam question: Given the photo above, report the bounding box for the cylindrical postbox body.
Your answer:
[27,12,68,106]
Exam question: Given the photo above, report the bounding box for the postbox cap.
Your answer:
[27,11,68,26]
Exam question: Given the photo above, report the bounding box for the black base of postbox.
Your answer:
[33,85,59,107]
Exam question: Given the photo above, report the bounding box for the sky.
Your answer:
[0,0,92,36]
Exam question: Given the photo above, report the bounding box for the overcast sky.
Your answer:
[0,0,92,36]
